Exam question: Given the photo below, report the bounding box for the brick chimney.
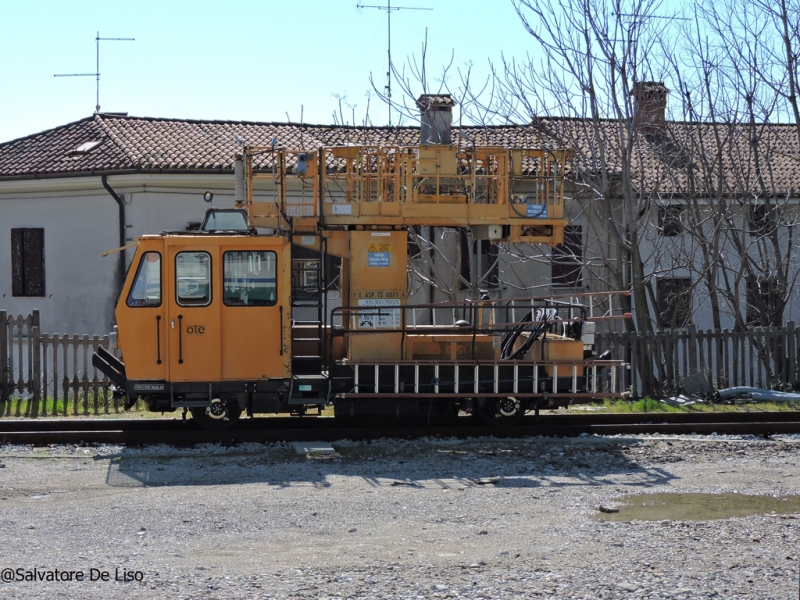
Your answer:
[631,82,669,132]
[417,94,456,144]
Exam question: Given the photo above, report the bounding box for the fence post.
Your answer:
[82,334,92,414]
[31,325,41,418]
[101,335,110,414]
[788,321,796,388]
[0,310,7,392]
[25,314,33,397]
[687,324,697,374]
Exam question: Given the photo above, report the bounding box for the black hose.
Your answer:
[500,308,552,360]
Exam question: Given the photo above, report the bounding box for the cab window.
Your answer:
[176,252,211,306]
[126,252,161,307]
[223,251,277,306]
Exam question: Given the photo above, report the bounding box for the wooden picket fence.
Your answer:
[1,310,127,417]
[4,310,800,415]
[596,322,799,398]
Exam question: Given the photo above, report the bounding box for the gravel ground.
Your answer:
[0,433,799,599]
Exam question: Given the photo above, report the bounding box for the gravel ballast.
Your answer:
[1,434,798,599]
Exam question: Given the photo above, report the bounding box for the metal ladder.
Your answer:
[290,233,326,375]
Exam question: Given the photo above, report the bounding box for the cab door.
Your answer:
[220,241,286,379]
[115,240,167,382]
[166,242,221,382]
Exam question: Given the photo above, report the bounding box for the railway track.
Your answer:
[1,411,800,445]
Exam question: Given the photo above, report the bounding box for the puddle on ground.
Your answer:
[597,492,800,521]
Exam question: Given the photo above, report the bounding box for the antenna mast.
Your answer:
[55,31,135,114]
[356,2,431,126]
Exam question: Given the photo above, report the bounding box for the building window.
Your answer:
[749,204,775,236]
[11,228,45,297]
[746,277,780,326]
[551,225,583,287]
[658,205,684,236]
[459,230,471,290]
[657,277,692,328]
[473,240,499,289]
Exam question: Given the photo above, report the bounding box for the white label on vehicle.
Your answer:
[371,232,391,236]
[332,204,352,214]
[301,236,316,245]
[357,298,401,329]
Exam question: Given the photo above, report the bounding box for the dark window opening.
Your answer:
[658,205,684,236]
[551,225,583,287]
[11,228,45,297]
[746,277,781,326]
[459,230,471,290]
[472,240,499,289]
[657,277,692,328]
[408,239,422,260]
[749,204,776,236]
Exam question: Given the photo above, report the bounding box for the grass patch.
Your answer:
[599,398,800,413]
[1,396,165,419]
[603,397,682,413]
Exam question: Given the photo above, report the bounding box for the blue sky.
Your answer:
[0,0,541,143]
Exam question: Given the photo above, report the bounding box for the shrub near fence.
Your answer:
[597,323,799,399]
[1,310,124,418]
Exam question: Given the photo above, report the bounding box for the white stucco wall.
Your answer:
[5,172,798,337]
[0,174,237,335]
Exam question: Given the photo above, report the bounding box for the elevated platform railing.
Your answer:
[245,144,571,241]
[329,290,631,335]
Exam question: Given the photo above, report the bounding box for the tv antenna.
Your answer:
[54,31,135,114]
[356,2,432,126]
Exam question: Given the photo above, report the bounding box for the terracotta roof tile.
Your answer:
[0,114,798,198]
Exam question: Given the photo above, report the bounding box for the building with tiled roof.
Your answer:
[2,92,800,335]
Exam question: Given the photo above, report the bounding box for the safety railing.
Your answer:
[330,290,631,333]
[336,359,627,399]
[245,144,571,232]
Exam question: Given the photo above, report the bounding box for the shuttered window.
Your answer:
[11,228,45,297]
[551,225,583,287]
[471,240,499,289]
[658,205,684,236]
[748,204,776,237]
[746,277,780,326]
[657,277,692,328]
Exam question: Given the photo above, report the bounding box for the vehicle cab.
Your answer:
[101,207,292,427]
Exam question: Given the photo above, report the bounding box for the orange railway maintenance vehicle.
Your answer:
[93,142,629,428]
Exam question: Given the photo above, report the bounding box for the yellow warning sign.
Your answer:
[367,243,391,252]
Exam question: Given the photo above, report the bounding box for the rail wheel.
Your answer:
[191,398,242,430]
[475,397,526,426]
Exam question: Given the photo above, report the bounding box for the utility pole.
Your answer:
[357,2,431,126]
[55,31,135,114]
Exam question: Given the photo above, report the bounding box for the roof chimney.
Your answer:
[631,82,669,132]
[417,94,456,144]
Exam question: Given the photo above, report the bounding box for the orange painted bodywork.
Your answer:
[115,238,169,382]
[116,235,291,384]
[346,230,408,362]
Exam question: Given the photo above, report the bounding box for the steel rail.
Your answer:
[1,412,800,445]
